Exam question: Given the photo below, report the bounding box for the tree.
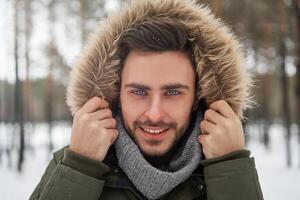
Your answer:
[24,0,34,124]
[278,0,292,167]
[293,0,300,167]
[45,0,56,153]
[14,0,25,172]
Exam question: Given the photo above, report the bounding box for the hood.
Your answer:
[66,0,253,119]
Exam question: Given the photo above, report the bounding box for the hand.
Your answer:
[70,96,118,161]
[198,100,245,159]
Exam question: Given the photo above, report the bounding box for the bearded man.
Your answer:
[30,0,263,199]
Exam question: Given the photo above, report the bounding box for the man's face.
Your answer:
[120,50,196,157]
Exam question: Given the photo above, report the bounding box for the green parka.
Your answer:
[30,0,264,199]
[30,147,263,200]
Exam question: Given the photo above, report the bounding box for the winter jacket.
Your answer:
[30,0,263,199]
[29,147,263,200]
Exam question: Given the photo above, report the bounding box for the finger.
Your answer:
[80,97,109,114]
[198,134,206,144]
[200,120,215,135]
[198,134,212,146]
[198,134,216,152]
[204,109,226,125]
[89,108,113,121]
[209,100,236,119]
[106,129,119,144]
[99,118,117,129]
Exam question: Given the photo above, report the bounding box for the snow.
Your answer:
[0,122,71,200]
[247,123,300,200]
[0,123,299,200]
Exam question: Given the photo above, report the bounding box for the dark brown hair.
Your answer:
[117,17,195,67]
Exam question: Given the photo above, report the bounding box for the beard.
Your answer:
[122,115,191,157]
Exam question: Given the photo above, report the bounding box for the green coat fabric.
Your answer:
[29,147,263,200]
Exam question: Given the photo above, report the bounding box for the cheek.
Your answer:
[120,92,144,125]
[164,98,194,124]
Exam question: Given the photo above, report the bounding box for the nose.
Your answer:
[144,95,165,123]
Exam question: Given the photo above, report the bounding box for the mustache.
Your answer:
[134,119,177,129]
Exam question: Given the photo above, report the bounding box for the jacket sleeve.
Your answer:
[200,150,264,200]
[29,147,110,200]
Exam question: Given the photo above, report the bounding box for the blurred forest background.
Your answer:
[0,0,300,186]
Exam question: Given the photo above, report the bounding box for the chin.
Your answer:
[140,145,170,157]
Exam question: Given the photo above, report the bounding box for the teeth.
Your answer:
[142,127,167,134]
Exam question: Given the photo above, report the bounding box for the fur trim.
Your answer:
[66,0,253,119]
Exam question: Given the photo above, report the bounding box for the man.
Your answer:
[30,0,263,199]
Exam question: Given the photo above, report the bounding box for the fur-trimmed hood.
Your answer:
[66,0,252,119]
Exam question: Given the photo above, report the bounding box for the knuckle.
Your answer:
[223,120,230,127]
[199,135,206,142]
[216,100,223,108]
[111,118,117,127]
[103,99,109,106]
[205,134,211,141]
[113,130,119,138]
[100,129,110,136]
[214,127,222,135]
[88,121,98,130]
[81,113,89,122]
[103,108,112,116]
[100,127,108,135]
[109,130,118,143]
[219,100,226,105]
[200,121,205,128]
[204,110,211,119]
[88,97,98,107]
[92,96,101,102]
[198,135,202,142]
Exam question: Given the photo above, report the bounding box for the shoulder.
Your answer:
[52,146,69,163]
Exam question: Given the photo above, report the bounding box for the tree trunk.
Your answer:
[278,0,292,167]
[24,0,35,153]
[24,0,33,124]
[261,22,274,150]
[262,74,271,149]
[45,0,56,154]
[14,0,25,172]
[45,66,54,153]
[293,0,300,168]
[79,0,87,45]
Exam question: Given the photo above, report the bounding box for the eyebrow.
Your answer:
[124,83,190,90]
[125,83,151,90]
[161,83,190,90]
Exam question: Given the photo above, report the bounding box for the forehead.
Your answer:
[121,51,195,87]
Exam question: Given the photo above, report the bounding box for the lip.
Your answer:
[139,126,169,139]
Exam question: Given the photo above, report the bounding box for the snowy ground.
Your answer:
[0,122,300,200]
[0,122,71,200]
[246,123,300,200]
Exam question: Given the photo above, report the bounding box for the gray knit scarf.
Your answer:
[114,111,203,200]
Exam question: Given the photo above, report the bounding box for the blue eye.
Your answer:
[132,90,147,96]
[166,90,180,96]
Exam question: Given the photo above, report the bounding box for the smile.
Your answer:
[140,126,169,134]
